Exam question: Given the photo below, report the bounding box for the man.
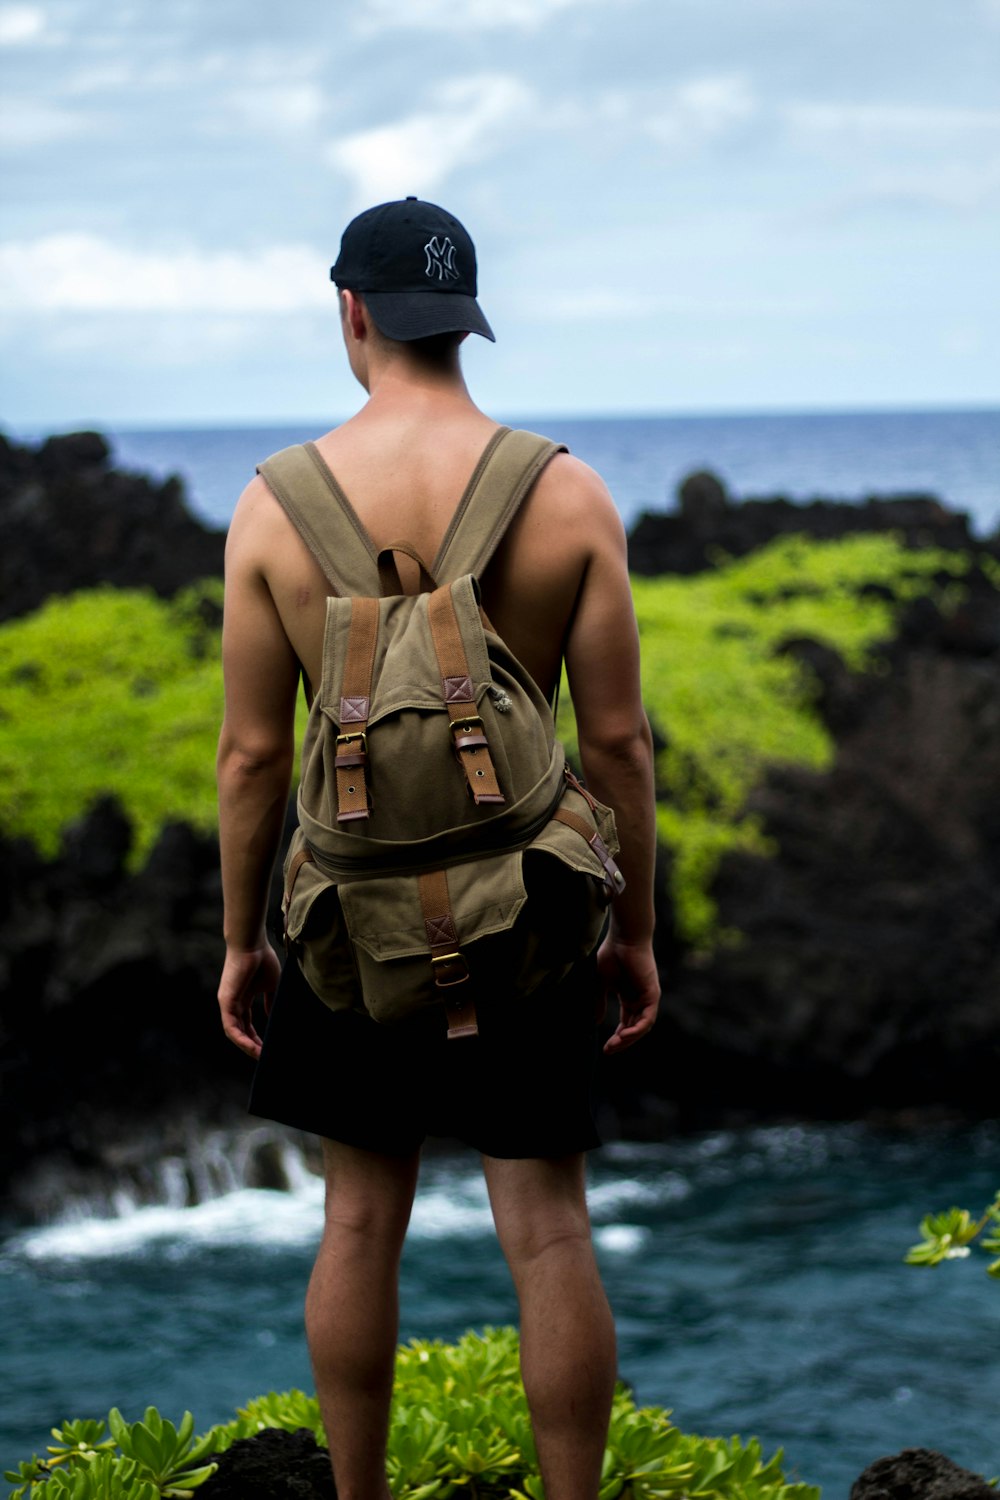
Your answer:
[216,197,659,1500]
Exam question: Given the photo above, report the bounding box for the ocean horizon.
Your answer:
[8,403,999,539]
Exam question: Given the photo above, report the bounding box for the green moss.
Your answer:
[561,533,979,946]
[0,535,991,936]
[0,583,228,865]
[636,534,979,944]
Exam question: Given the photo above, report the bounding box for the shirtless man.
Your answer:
[216,198,659,1500]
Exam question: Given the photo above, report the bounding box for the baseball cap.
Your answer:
[330,197,495,343]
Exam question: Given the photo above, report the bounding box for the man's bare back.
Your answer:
[232,402,627,709]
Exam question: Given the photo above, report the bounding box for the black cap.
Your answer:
[330,197,495,343]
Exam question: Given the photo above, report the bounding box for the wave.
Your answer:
[7,1121,994,1265]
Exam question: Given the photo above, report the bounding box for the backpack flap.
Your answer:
[303,775,620,1030]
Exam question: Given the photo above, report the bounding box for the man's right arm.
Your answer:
[563,467,660,1054]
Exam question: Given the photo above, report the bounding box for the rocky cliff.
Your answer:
[1,433,998,1215]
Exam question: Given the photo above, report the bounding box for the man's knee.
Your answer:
[501,1216,594,1269]
[484,1153,594,1262]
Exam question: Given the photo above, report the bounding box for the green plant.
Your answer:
[231,1388,326,1445]
[905,1191,1000,1279]
[4,1329,820,1500]
[4,1411,217,1500]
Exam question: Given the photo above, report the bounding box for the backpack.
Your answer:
[258,426,625,1040]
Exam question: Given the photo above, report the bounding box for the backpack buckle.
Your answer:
[336,730,368,753]
[450,715,485,744]
[431,950,470,987]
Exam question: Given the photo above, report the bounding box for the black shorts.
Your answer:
[248,953,602,1158]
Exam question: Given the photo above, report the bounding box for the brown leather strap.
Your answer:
[283,845,315,945]
[552,806,626,900]
[377,542,437,597]
[336,597,379,822]
[427,586,505,806]
[418,869,478,1039]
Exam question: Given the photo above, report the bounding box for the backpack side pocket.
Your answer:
[283,828,363,1013]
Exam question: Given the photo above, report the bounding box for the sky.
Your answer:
[1,0,998,429]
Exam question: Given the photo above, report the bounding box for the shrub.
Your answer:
[905,1191,1000,1280]
[5,1328,820,1500]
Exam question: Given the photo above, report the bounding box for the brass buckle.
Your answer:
[431,951,470,987]
[450,716,483,738]
[336,730,367,752]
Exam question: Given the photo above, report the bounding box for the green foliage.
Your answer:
[217,1388,326,1448]
[0,583,225,865]
[633,534,974,945]
[2,533,985,941]
[905,1191,1000,1280]
[561,532,979,944]
[4,1409,216,1499]
[5,1328,819,1500]
[379,1327,820,1500]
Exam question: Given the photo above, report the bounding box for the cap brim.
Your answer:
[363,290,495,343]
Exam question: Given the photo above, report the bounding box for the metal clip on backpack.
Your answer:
[258,426,625,1040]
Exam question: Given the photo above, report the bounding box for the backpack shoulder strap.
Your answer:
[256,441,379,596]
[431,428,568,582]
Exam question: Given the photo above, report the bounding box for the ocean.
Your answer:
[101,406,1000,537]
[2,407,999,1495]
[2,1123,998,1496]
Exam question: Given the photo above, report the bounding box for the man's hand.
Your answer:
[217,943,281,1060]
[597,935,660,1055]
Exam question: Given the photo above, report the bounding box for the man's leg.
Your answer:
[483,1154,617,1500]
[306,1138,420,1500]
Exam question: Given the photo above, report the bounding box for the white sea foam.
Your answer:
[15,1183,326,1261]
[408,1181,495,1240]
[8,1156,695,1263]
[594,1224,650,1253]
[587,1174,689,1217]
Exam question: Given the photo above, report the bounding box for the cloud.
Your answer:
[223,81,327,136]
[0,100,87,147]
[0,235,332,311]
[0,3,44,43]
[785,101,1000,136]
[358,0,615,32]
[327,75,533,204]
[522,287,821,321]
[645,74,756,150]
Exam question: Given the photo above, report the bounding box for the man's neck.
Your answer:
[358,355,481,422]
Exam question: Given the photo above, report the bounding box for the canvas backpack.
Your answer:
[258,426,625,1040]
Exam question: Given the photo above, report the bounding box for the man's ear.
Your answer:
[341,289,369,342]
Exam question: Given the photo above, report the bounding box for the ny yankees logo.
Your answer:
[424,235,460,282]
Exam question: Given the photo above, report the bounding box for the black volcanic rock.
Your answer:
[602,568,1000,1133]
[0,792,302,1214]
[628,469,981,576]
[0,429,224,622]
[201,1429,336,1500]
[850,1448,995,1500]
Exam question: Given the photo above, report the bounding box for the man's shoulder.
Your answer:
[528,445,623,534]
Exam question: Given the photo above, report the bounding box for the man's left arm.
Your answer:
[216,485,300,1059]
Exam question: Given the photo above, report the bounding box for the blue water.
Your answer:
[2,1122,998,1496]
[100,407,1000,537]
